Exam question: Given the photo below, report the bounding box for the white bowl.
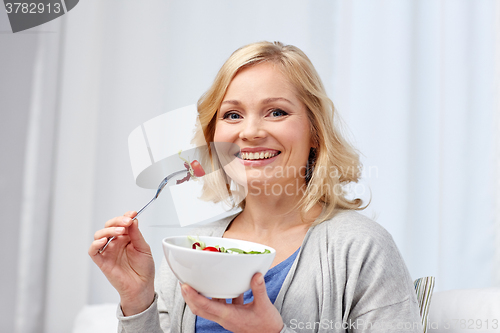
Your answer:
[162,236,276,298]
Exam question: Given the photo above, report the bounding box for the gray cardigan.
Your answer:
[118,210,423,332]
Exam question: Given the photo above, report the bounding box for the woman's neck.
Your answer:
[230,190,322,239]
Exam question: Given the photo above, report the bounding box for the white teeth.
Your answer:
[240,151,279,160]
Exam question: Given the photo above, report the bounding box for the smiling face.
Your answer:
[214,62,313,192]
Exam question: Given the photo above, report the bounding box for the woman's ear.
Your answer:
[310,137,319,149]
[305,147,317,182]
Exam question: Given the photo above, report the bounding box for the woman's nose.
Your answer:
[239,117,265,141]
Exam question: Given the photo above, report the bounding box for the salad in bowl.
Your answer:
[162,235,276,298]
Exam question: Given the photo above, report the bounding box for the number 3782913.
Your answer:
[5,3,62,14]
[443,319,498,330]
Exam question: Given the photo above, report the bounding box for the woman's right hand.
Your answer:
[88,211,156,316]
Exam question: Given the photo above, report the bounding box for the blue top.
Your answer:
[195,247,300,332]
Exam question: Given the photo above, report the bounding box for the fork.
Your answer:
[98,169,188,254]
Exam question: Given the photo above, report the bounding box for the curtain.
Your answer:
[1,1,498,332]
[330,0,497,290]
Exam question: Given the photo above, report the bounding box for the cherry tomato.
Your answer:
[203,246,220,252]
[190,160,205,177]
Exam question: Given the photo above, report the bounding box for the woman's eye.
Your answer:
[222,112,242,120]
[269,109,288,117]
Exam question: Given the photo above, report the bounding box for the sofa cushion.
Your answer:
[73,303,118,333]
[428,288,500,332]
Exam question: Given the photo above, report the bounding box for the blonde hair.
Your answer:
[194,41,365,225]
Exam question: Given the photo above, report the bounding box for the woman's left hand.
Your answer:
[181,273,284,333]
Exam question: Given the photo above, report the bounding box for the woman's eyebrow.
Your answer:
[262,97,295,106]
[221,97,295,106]
[221,100,240,106]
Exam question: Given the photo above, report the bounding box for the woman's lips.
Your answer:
[239,150,280,160]
[236,151,281,167]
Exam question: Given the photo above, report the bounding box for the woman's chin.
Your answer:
[244,178,306,197]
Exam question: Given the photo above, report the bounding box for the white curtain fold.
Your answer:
[8,18,64,333]
[14,25,55,333]
[1,1,498,332]
[494,0,500,289]
[329,0,496,290]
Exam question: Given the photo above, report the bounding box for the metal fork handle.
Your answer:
[97,197,156,254]
[97,169,187,254]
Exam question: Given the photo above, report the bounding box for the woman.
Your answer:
[89,41,423,332]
